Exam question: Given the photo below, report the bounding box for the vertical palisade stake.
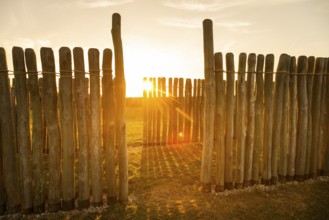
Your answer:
[0,124,5,215]
[262,54,274,185]
[310,58,324,178]
[305,56,315,179]
[40,47,62,212]
[200,19,215,192]
[287,57,297,181]
[88,49,103,206]
[0,48,21,213]
[73,47,90,209]
[102,49,116,204]
[244,53,256,187]
[13,47,33,214]
[111,13,128,202]
[278,56,292,182]
[192,79,198,142]
[143,77,148,145]
[235,53,247,189]
[147,78,153,145]
[214,52,225,192]
[59,47,75,211]
[173,78,178,144]
[152,78,157,145]
[157,77,161,145]
[167,78,173,144]
[225,53,235,190]
[271,54,290,185]
[197,79,202,142]
[324,59,329,176]
[252,54,264,185]
[25,48,45,213]
[178,78,184,143]
[162,77,168,145]
[200,80,205,143]
[184,79,192,142]
[295,56,308,181]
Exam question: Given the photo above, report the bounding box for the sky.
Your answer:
[1,0,328,97]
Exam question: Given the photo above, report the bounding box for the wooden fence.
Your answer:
[200,19,329,192]
[142,77,204,146]
[0,13,127,215]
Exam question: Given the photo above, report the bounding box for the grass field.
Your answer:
[2,101,329,219]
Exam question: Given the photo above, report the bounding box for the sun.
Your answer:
[142,80,153,92]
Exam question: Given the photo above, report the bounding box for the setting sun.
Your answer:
[142,79,153,92]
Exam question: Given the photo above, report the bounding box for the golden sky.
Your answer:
[1,0,328,97]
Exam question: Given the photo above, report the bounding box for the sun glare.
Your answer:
[143,80,153,92]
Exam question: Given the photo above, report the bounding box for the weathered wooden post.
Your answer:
[295,56,308,181]
[214,52,225,192]
[143,77,148,145]
[324,59,329,176]
[200,19,216,192]
[0,125,4,215]
[148,78,153,145]
[0,48,21,213]
[162,77,168,145]
[244,53,256,187]
[262,54,274,185]
[310,58,325,178]
[252,54,264,185]
[200,80,205,143]
[157,77,162,145]
[88,49,103,206]
[235,53,247,189]
[173,78,178,144]
[168,78,173,144]
[184,79,192,142]
[25,48,45,213]
[152,77,157,145]
[112,13,128,202]
[287,57,297,181]
[73,47,90,209]
[178,78,184,143]
[40,47,62,212]
[102,49,116,204]
[192,79,198,142]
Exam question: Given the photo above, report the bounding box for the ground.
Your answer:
[1,101,329,219]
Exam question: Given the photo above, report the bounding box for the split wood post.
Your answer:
[0,124,5,215]
[168,78,173,144]
[178,78,184,143]
[214,52,225,192]
[225,53,235,190]
[197,79,202,142]
[148,78,153,145]
[0,48,21,213]
[10,79,17,153]
[102,49,116,204]
[305,56,315,178]
[184,79,192,143]
[25,48,45,213]
[152,77,157,145]
[143,77,148,145]
[59,47,75,211]
[318,58,328,175]
[252,54,264,185]
[13,47,33,214]
[324,59,329,176]
[173,78,178,144]
[40,47,62,212]
[310,58,325,178]
[200,80,205,143]
[295,56,308,181]
[271,54,290,185]
[278,56,293,182]
[200,19,215,192]
[192,79,198,142]
[262,54,275,185]
[235,53,247,189]
[88,49,103,206]
[111,13,128,202]
[162,77,168,145]
[157,77,162,145]
[244,53,256,187]
[38,78,48,154]
[73,47,90,209]
[287,57,297,181]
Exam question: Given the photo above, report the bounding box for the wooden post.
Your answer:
[295,56,308,181]
[244,53,256,187]
[278,56,292,182]
[173,78,178,144]
[192,79,198,142]
[324,59,329,176]
[157,77,162,145]
[0,48,21,213]
[152,77,157,145]
[287,57,297,181]
[111,13,128,202]
[200,80,205,143]
[184,79,192,143]
[177,78,184,143]
[235,53,247,189]
[271,54,290,184]
[148,78,153,145]
[214,53,225,192]
[310,58,325,178]
[225,53,235,190]
[73,47,90,209]
[262,54,275,185]
[0,124,5,215]
[40,47,62,212]
[168,78,173,144]
[197,79,202,142]
[88,49,103,206]
[25,48,45,213]
[252,54,264,185]
[305,56,315,179]
[162,77,168,145]
[102,49,116,204]
[143,77,148,145]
